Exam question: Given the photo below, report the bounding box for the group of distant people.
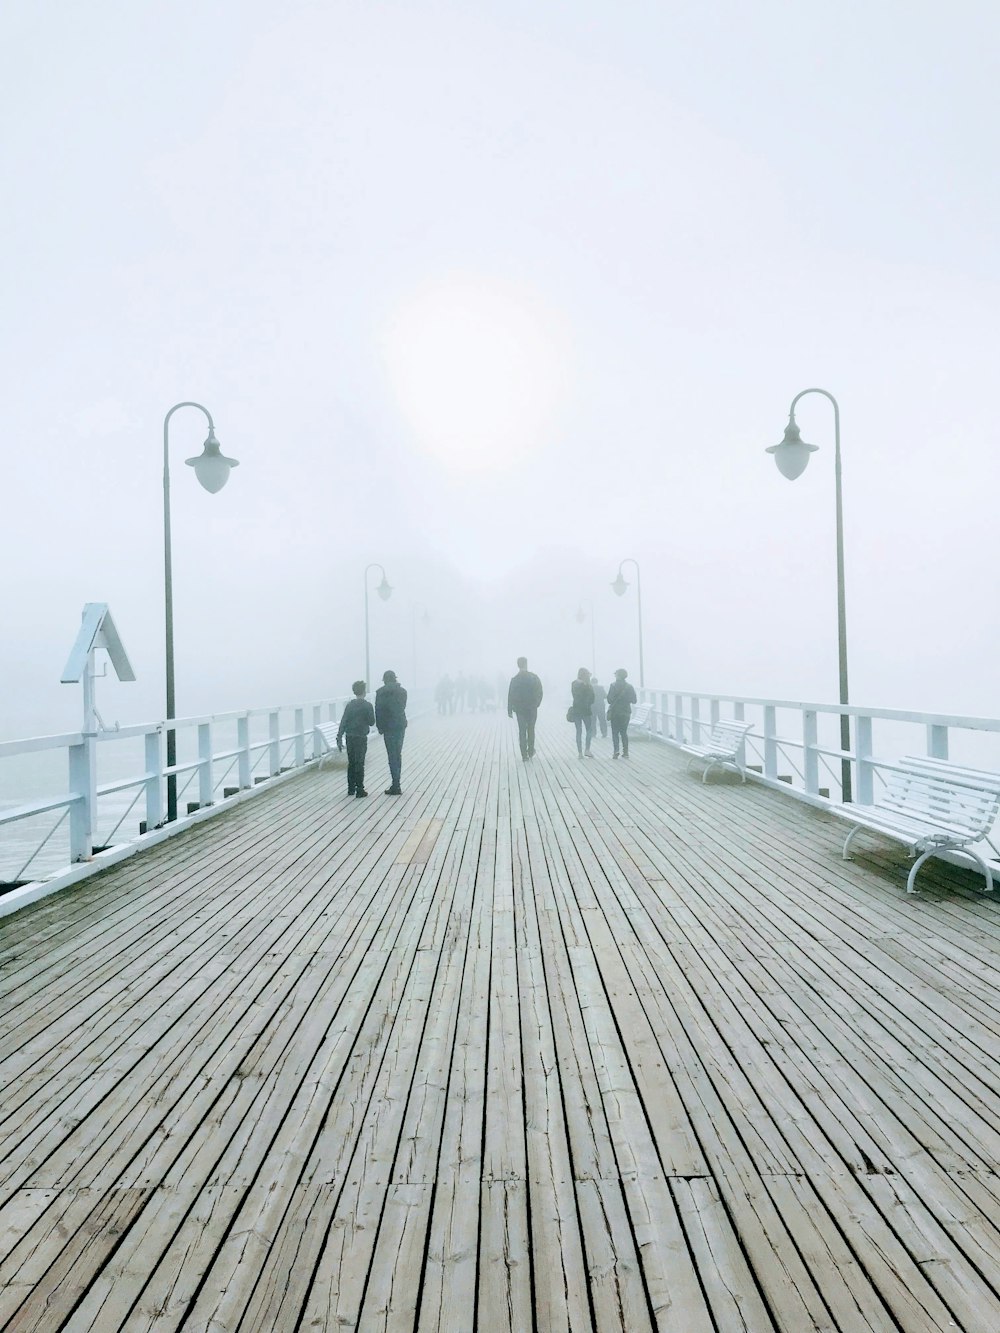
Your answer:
[434,672,495,714]
[330,655,639,801]
[507,657,638,761]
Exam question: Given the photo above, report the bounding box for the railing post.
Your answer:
[675,695,684,743]
[294,708,305,767]
[269,710,281,776]
[329,700,339,724]
[856,714,874,804]
[803,710,819,796]
[68,737,96,861]
[198,722,214,808]
[734,701,745,721]
[710,698,720,727]
[659,692,669,738]
[145,727,164,831]
[238,714,251,789]
[691,697,701,744]
[927,724,949,760]
[764,705,778,780]
[312,705,323,759]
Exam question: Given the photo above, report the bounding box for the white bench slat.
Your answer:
[830,755,1000,893]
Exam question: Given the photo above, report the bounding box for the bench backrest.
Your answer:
[314,723,339,751]
[705,720,753,751]
[882,756,1000,838]
[630,705,652,728]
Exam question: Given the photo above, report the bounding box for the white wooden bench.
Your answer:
[830,755,1000,893]
[627,704,654,736]
[314,722,342,770]
[679,720,754,782]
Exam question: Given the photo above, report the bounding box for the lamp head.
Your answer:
[575,605,586,624]
[377,575,393,602]
[611,571,628,597]
[766,418,818,481]
[186,428,239,494]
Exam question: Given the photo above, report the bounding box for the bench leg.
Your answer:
[842,826,863,861]
[955,847,995,893]
[905,848,935,894]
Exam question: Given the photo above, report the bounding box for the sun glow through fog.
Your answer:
[383,278,569,473]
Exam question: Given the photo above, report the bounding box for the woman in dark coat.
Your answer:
[606,667,638,758]
[570,668,596,758]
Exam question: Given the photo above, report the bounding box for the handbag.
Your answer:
[566,706,575,723]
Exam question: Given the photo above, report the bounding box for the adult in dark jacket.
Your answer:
[375,670,408,795]
[570,668,596,758]
[336,680,376,797]
[591,675,608,739]
[507,656,544,760]
[606,668,638,758]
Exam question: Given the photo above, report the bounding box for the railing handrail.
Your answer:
[639,689,1000,733]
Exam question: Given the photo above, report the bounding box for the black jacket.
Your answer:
[337,697,375,741]
[375,681,408,733]
[570,679,595,720]
[606,680,637,723]
[508,670,543,713]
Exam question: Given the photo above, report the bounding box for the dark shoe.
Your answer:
[521,753,529,761]
[356,790,368,798]
[385,787,402,795]
[528,748,535,757]
[348,787,356,795]
[585,751,594,758]
[613,752,619,759]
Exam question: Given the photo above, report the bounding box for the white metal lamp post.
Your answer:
[575,602,596,673]
[364,563,393,690]
[163,401,239,823]
[611,558,644,688]
[767,386,851,802]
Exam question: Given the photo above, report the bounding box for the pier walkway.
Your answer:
[2,713,1000,1331]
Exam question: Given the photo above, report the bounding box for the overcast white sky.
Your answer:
[3,0,999,735]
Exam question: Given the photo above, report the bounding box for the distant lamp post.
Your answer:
[411,607,432,692]
[163,401,239,822]
[575,602,596,673]
[767,386,851,802]
[364,563,393,689]
[611,558,644,688]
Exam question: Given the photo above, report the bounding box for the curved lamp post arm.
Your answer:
[783,387,851,801]
[162,401,217,824]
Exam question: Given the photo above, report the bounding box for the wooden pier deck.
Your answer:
[2,712,1000,1332]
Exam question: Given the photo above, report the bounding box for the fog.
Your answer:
[3,1,1000,738]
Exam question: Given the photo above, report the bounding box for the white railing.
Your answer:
[638,686,1000,844]
[0,697,351,890]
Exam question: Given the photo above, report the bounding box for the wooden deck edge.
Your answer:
[0,761,326,923]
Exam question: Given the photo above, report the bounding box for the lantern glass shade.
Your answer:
[611,572,628,596]
[377,577,393,602]
[766,422,818,481]
[186,431,239,494]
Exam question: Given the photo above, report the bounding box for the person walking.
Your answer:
[507,656,543,760]
[375,669,408,795]
[607,667,638,758]
[336,680,375,797]
[570,667,596,758]
[591,674,608,739]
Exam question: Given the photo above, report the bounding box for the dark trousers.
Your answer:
[514,707,537,758]
[611,719,629,756]
[574,714,594,753]
[383,730,405,789]
[345,735,368,792]
[594,705,607,738]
